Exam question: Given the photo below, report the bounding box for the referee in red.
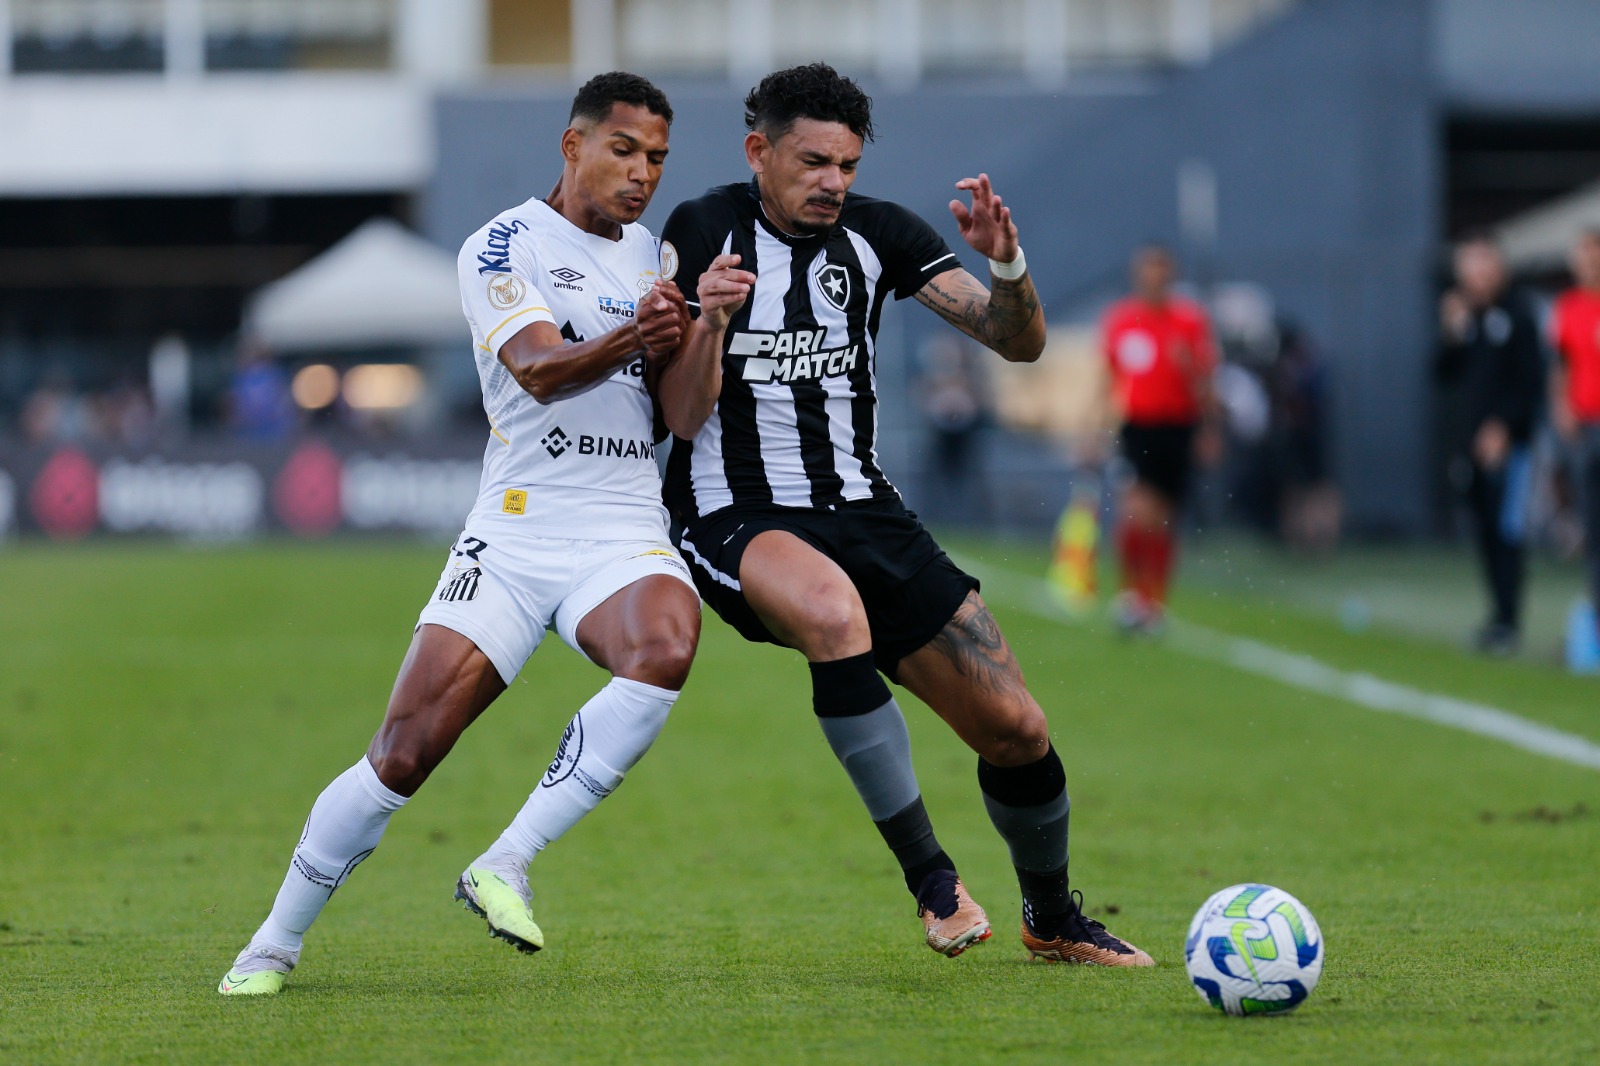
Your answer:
[1551,229,1600,646]
[1101,244,1220,633]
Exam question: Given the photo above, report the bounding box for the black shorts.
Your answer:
[674,497,979,679]
[1120,421,1198,503]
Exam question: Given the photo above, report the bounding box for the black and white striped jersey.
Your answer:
[661,179,959,521]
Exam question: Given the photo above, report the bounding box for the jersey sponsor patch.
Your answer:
[541,427,572,457]
[476,219,527,275]
[502,489,528,515]
[730,328,860,384]
[487,273,525,311]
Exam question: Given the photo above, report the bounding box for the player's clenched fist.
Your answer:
[634,279,688,359]
[697,253,756,331]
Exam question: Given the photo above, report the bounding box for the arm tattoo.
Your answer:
[915,269,1040,350]
[927,592,1025,697]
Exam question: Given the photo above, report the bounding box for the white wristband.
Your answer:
[989,247,1027,281]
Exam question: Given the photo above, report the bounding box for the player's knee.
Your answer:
[616,631,697,690]
[974,707,1050,767]
[365,742,428,795]
[793,592,870,659]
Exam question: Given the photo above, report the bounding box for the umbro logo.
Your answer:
[550,267,586,290]
[542,427,571,457]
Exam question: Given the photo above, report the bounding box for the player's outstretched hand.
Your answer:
[950,174,1020,264]
[635,280,687,361]
[697,253,756,331]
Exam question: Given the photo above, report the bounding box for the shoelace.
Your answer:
[1027,891,1132,953]
[1064,890,1132,953]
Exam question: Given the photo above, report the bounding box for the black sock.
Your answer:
[874,796,957,895]
[808,651,891,717]
[978,745,1073,917]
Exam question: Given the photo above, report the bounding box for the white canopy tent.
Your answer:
[245,218,463,351]
[1495,179,1600,273]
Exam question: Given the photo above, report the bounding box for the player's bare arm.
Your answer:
[655,253,755,438]
[498,289,684,404]
[913,174,1044,362]
[915,267,1043,363]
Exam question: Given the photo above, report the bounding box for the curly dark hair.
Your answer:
[743,63,873,143]
[569,71,673,127]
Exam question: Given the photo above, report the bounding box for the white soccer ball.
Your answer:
[1184,883,1323,1016]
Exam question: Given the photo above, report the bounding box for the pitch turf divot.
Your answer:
[970,563,1600,773]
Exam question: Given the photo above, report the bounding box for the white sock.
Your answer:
[254,757,408,954]
[477,677,677,872]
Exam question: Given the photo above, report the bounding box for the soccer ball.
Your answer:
[1184,883,1323,1016]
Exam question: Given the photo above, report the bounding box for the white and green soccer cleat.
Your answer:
[455,863,544,954]
[218,943,298,996]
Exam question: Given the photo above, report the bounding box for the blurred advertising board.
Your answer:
[0,438,484,540]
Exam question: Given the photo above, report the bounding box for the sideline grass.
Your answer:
[2,540,1597,1064]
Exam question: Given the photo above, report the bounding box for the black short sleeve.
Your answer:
[661,191,739,321]
[856,201,961,300]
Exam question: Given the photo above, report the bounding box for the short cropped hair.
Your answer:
[744,63,873,143]
[1455,227,1500,250]
[569,71,673,127]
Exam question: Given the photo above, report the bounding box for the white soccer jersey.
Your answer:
[456,196,668,541]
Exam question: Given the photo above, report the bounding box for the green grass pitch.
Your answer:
[2,538,1597,1063]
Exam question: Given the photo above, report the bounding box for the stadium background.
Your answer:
[6,0,1600,543]
[3,3,1600,1062]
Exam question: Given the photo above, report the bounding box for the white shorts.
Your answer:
[416,530,698,684]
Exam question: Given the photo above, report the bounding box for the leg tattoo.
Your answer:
[928,593,1023,696]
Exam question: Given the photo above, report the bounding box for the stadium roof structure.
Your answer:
[1496,179,1600,272]
[245,218,462,351]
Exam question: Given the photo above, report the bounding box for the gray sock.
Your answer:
[816,699,921,820]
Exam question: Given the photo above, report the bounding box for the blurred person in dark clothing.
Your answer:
[916,335,988,525]
[1435,233,1545,655]
[1266,320,1341,553]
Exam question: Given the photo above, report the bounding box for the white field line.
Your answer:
[972,563,1600,773]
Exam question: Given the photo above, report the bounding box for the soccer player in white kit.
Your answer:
[219,73,756,995]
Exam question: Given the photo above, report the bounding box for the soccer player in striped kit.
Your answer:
[661,64,1152,966]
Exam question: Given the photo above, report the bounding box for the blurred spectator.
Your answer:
[1435,233,1545,656]
[95,379,156,448]
[1102,243,1221,633]
[915,334,988,524]
[226,342,294,442]
[1265,320,1341,553]
[21,377,94,444]
[1549,228,1600,648]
